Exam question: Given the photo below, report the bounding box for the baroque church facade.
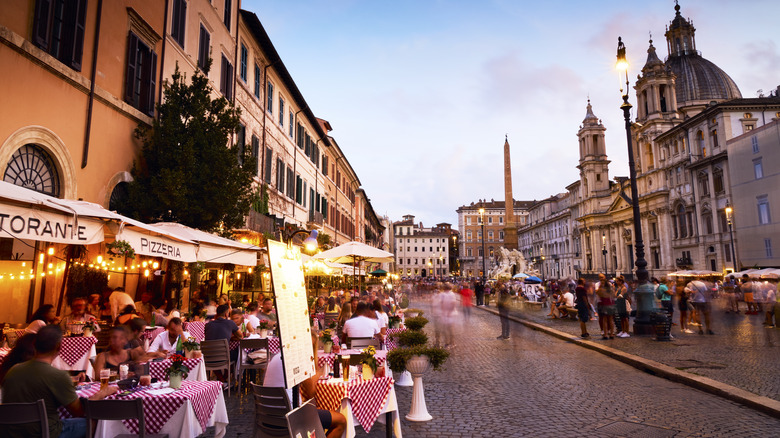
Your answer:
[521,4,780,280]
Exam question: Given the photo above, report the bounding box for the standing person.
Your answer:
[496,283,512,340]
[614,276,631,338]
[459,281,474,321]
[723,276,739,313]
[439,283,459,347]
[687,280,714,335]
[574,279,590,338]
[108,287,135,322]
[596,274,616,339]
[678,284,693,333]
[742,275,758,315]
[474,279,485,306]
[2,325,117,438]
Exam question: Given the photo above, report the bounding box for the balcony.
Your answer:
[308,211,324,228]
[676,257,693,267]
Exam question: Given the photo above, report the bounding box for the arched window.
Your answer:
[3,144,61,197]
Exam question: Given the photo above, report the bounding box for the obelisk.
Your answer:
[503,136,518,250]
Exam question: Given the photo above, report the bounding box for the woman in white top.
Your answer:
[372,299,388,337]
[25,304,60,334]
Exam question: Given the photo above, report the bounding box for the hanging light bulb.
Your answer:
[144,269,150,277]
[21,262,26,267]
[39,254,44,263]
[142,261,148,268]
[48,247,55,255]
[48,263,53,269]
[248,267,253,274]
[97,255,103,264]
[153,261,159,269]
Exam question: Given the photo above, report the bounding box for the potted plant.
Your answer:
[389,315,402,329]
[319,329,334,353]
[385,313,449,422]
[182,337,201,359]
[106,240,136,259]
[359,345,378,379]
[404,308,424,318]
[165,354,189,389]
[82,318,98,337]
[257,320,270,338]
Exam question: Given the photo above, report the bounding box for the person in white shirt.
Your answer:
[147,317,190,357]
[341,302,380,340]
[372,299,389,337]
[109,288,135,321]
[245,302,261,330]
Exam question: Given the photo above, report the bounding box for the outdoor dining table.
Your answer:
[229,334,281,354]
[385,328,406,350]
[52,336,97,376]
[317,349,388,370]
[183,321,206,341]
[148,356,207,382]
[60,380,228,438]
[316,375,402,438]
[0,347,9,366]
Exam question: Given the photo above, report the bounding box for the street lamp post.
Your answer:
[616,37,654,335]
[602,232,608,277]
[725,203,738,272]
[479,207,487,282]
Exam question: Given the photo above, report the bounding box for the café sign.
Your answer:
[0,203,104,245]
[117,227,197,262]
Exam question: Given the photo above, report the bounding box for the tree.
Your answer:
[121,63,254,232]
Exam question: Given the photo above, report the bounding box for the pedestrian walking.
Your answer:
[574,279,590,338]
[687,280,714,335]
[497,283,512,340]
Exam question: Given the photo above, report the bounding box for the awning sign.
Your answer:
[117,227,197,262]
[0,203,104,245]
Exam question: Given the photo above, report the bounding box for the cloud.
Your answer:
[740,40,780,95]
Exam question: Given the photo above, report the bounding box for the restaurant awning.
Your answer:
[152,222,260,266]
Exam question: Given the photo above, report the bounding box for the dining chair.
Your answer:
[201,339,232,395]
[0,399,49,437]
[347,336,380,349]
[237,338,269,393]
[285,399,325,438]
[250,383,292,438]
[83,398,168,438]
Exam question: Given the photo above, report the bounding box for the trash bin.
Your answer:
[650,311,672,341]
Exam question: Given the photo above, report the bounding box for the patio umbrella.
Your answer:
[524,276,542,284]
[369,268,388,277]
[513,273,529,279]
[313,241,394,291]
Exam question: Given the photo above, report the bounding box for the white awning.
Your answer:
[151,222,260,266]
[0,201,104,245]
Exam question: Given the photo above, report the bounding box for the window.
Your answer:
[219,55,233,99]
[488,217,493,224]
[676,204,687,238]
[239,44,247,82]
[296,175,303,204]
[499,217,504,224]
[713,169,724,193]
[651,222,658,240]
[466,248,472,257]
[235,124,245,164]
[266,82,274,113]
[322,155,329,176]
[710,129,718,149]
[278,97,285,126]
[758,196,771,225]
[171,0,187,47]
[488,230,494,240]
[33,0,87,71]
[725,244,731,262]
[125,32,157,116]
[421,247,425,252]
[288,111,294,137]
[466,217,471,225]
[286,166,294,199]
[696,131,705,156]
[499,231,504,240]
[752,136,760,153]
[766,239,773,258]
[275,158,285,190]
[754,159,763,179]
[703,214,713,234]
[250,135,259,174]
[263,147,272,184]
[223,0,231,30]
[466,230,472,240]
[198,25,210,71]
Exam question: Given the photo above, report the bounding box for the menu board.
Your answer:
[267,239,316,388]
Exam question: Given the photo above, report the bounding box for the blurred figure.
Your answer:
[134,291,156,323]
[439,283,459,347]
[230,309,254,337]
[324,296,341,329]
[574,279,590,338]
[763,281,777,328]
[26,304,60,334]
[741,275,758,315]
[678,284,693,334]
[109,287,135,321]
[87,294,102,318]
[147,317,190,357]
[615,276,631,338]
[496,283,512,340]
[723,276,739,313]
[596,274,616,339]
[372,299,388,338]
[115,304,139,325]
[258,298,278,329]
[474,279,485,306]
[94,326,146,379]
[0,333,37,385]
[687,280,714,335]
[60,297,101,334]
[459,281,474,321]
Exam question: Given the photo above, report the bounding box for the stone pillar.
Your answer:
[503,137,518,250]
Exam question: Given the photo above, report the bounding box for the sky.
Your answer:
[242,0,780,227]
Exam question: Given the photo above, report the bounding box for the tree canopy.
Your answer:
[121,64,254,232]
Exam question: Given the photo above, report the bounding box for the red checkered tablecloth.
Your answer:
[316,376,394,433]
[141,327,165,342]
[183,321,206,341]
[0,347,10,366]
[59,336,97,367]
[230,336,280,354]
[317,349,387,369]
[62,381,221,434]
[385,328,406,350]
[148,357,203,380]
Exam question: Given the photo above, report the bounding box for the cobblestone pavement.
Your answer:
[199,299,780,437]
[500,296,780,402]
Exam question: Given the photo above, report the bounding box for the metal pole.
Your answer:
[728,219,737,271]
[481,220,486,282]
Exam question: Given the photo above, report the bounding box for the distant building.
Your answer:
[518,194,575,280]
[392,215,451,278]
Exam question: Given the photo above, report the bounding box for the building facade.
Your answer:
[456,200,531,278]
[392,215,451,279]
[518,194,576,280]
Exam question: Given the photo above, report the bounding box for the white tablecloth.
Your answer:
[94,386,228,438]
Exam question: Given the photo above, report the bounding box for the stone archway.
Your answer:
[103,171,134,210]
[0,126,77,199]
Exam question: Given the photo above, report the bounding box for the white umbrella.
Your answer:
[513,273,529,279]
[313,241,394,291]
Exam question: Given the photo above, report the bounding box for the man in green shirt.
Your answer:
[2,325,117,438]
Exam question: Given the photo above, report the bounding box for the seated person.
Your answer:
[258,298,278,330]
[134,291,156,324]
[115,304,139,325]
[147,317,190,357]
[124,317,147,349]
[25,304,60,334]
[60,297,101,334]
[205,304,241,386]
[341,302,380,341]
[94,326,146,379]
[0,333,37,385]
[556,289,576,318]
[263,335,347,438]
[230,309,255,337]
[87,294,103,319]
[1,325,117,438]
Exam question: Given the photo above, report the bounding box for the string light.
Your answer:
[152,262,159,269]
[97,255,103,264]
[47,247,54,255]
[39,253,44,263]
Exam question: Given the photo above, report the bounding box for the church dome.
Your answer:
[663,3,742,105]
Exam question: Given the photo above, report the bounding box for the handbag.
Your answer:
[625,299,633,314]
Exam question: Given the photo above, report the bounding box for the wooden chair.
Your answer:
[251,383,292,438]
[201,339,232,395]
[237,338,269,393]
[285,400,325,438]
[83,398,167,438]
[0,399,49,437]
[347,336,380,349]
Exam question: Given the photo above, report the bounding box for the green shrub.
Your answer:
[404,316,428,331]
[387,346,450,373]
[397,330,428,347]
